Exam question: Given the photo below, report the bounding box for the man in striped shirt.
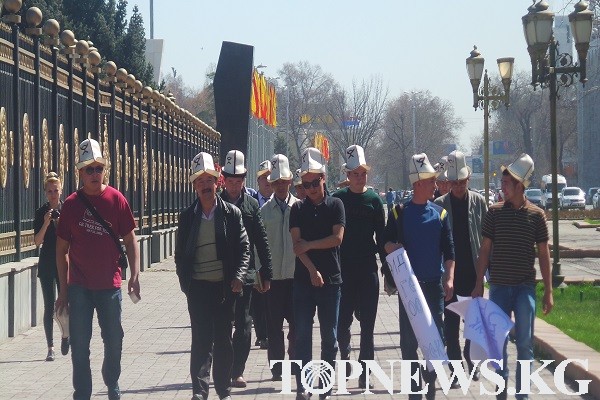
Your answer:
[472,153,553,400]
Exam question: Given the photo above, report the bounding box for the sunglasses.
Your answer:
[301,177,321,189]
[85,166,104,175]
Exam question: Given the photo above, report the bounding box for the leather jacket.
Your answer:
[220,190,273,284]
[175,196,250,297]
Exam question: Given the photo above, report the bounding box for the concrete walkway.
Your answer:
[0,255,597,399]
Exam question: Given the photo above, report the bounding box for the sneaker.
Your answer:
[425,380,436,400]
[231,376,247,388]
[450,379,461,389]
[471,365,481,381]
[358,376,374,389]
[259,339,269,349]
[296,392,311,400]
[220,397,232,400]
[45,349,55,361]
[271,374,282,381]
[61,337,70,356]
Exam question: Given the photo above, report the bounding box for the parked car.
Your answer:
[593,189,600,209]
[525,188,543,206]
[559,187,585,210]
[586,187,600,205]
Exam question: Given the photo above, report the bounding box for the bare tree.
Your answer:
[491,70,578,181]
[277,62,336,165]
[377,91,463,189]
[321,76,388,161]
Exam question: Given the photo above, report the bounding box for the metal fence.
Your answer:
[0,16,220,264]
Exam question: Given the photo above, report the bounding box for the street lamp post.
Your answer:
[522,0,593,286]
[411,101,416,154]
[466,46,514,206]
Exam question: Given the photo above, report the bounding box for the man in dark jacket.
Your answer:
[219,150,273,389]
[175,152,250,400]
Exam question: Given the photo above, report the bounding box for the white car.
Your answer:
[559,187,585,210]
[593,189,600,209]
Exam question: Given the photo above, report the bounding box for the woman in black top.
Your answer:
[34,172,69,361]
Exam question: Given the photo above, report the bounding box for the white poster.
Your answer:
[386,247,448,370]
[446,296,513,369]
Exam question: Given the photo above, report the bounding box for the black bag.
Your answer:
[77,190,128,270]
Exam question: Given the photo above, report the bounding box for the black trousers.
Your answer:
[187,280,234,399]
[39,275,60,347]
[444,292,475,372]
[251,287,268,341]
[337,264,379,379]
[232,284,253,378]
[266,279,296,377]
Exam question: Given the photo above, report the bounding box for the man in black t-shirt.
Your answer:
[289,147,345,400]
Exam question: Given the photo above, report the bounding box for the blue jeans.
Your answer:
[69,284,123,400]
[398,280,445,397]
[293,281,341,394]
[489,283,536,400]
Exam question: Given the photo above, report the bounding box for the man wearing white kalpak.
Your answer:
[333,145,386,390]
[261,154,299,381]
[471,153,553,400]
[434,150,487,387]
[384,153,455,400]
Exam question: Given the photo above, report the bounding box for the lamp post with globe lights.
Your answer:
[466,46,514,206]
[522,0,593,285]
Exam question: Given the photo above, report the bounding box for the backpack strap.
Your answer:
[392,203,405,245]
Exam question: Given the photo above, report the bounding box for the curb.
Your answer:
[534,318,600,399]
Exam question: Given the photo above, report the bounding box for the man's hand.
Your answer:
[542,288,554,315]
[471,281,484,298]
[54,291,68,315]
[231,278,243,293]
[261,280,271,293]
[128,274,141,301]
[384,242,403,255]
[293,239,311,256]
[443,277,454,301]
[309,269,324,287]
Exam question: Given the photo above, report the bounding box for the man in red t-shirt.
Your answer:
[55,138,140,400]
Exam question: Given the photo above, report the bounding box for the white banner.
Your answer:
[446,296,513,369]
[386,247,448,370]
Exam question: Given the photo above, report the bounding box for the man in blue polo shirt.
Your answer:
[384,153,455,400]
[290,147,345,400]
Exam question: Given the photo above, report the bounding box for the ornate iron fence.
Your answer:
[0,8,220,264]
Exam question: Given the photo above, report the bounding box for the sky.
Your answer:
[126,0,580,154]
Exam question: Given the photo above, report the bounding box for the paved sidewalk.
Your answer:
[0,257,596,399]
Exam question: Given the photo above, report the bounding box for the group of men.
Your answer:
[53,135,552,400]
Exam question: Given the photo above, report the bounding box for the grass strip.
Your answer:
[536,283,600,352]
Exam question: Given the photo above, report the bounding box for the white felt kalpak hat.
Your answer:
[338,163,350,187]
[75,138,106,170]
[222,150,247,177]
[268,154,293,182]
[501,153,534,188]
[434,156,449,182]
[189,152,220,183]
[300,147,326,176]
[409,153,440,185]
[257,159,272,178]
[447,150,471,181]
[344,144,370,172]
[293,169,302,186]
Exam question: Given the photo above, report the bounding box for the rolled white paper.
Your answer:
[386,247,448,370]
